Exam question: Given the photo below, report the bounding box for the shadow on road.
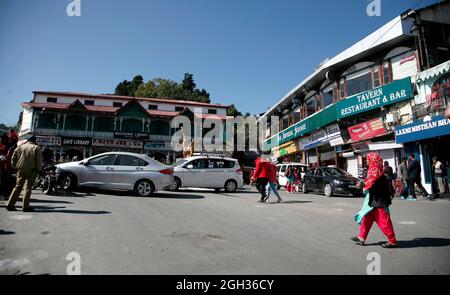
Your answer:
[0,229,15,235]
[32,205,111,215]
[397,238,450,248]
[152,193,205,199]
[30,199,74,204]
[278,200,313,204]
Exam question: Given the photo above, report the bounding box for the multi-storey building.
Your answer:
[260,2,450,192]
[18,91,230,163]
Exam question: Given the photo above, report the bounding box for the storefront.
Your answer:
[395,115,450,193]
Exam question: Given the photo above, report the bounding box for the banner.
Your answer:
[348,118,387,142]
[36,136,61,147]
[114,131,150,140]
[395,115,450,143]
[62,137,91,146]
[92,139,143,149]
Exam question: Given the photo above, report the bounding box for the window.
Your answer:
[372,65,381,88]
[305,96,315,117]
[148,104,158,110]
[208,159,235,169]
[315,169,323,177]
[187,159,209,169]
[208,109,217,114]
[89,154,116,166]
[282,115,289,130]
[382,61,392,84]
[292,106,301,124]
[315,94,323,111]
[47,97,57,103]
[113,102,123,108]
[339,78,346,100]
[321,84,334,107]
[84,100,94,105]
[345,67,373,97]
[175,106,184,112]
[114,155,148,166]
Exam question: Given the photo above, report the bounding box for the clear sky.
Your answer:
[0,0,441,125]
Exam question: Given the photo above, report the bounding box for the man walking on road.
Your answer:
[407,153,431,201]
[398,157,409,199]
[6,135,42,212]
[266,160,282,203]
[251,153,271,203]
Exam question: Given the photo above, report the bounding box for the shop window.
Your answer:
[372,65,381,88]
[345,67,373,97]
[382,61,392,84]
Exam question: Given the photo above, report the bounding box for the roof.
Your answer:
[33,91,229,109]
[259,13,414,120]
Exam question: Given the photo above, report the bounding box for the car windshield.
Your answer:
[174,159,188,167]
[322,167,350,176]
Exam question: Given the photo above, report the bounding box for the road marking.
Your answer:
[255,205,265,208]
[0,258,30,272]
[398,221,416,225]
[331,208,344,212]
[9,215,32,220]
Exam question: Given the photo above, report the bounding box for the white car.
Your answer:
[56,152,174,197]
[170,156,244,192]
[276,163,308,188]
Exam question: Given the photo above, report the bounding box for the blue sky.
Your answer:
[0,0,440,125]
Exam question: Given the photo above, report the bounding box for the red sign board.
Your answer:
[348,118,387,142]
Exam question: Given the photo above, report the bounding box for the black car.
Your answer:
[302,167,363,197]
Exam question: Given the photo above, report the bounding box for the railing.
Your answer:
[36,129,114,138]
[148,135,171,141]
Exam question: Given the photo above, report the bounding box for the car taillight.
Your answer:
[159,169,173,175]
[236,168,242,174]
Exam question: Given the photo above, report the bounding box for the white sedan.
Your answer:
[56,152,174,197]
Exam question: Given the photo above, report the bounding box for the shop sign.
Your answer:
[92,138,143,149]
[114,131,150,140]
[273,141,299,158]
[395,115,450,144]
[326,123,344,146]
[275,121,309,146]
[336,77,413,119]
[144,142,170,150]
[302,129,328,150]
[348,118,387,142]
[36,136,61,147]
[62,137,91,146]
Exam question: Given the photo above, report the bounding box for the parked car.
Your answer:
[170,156,244,192]
[302,167,363,197]
[56,152,174,197]
[276,163,308,188]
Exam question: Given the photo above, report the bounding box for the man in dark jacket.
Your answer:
[407,153,431,201]
[251,154,271,203]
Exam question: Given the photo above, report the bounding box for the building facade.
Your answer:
[18,91,230,163]
[260,2,450,188]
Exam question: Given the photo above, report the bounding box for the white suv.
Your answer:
[170,156,244,192]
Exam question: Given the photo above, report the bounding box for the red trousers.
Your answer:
[359,208,397,244]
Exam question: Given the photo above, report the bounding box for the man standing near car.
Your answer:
[6,135,42,212]
[407,153,431,201]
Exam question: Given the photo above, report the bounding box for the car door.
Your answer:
[303,169,316,191]
[178,159,207,187]
[79,154,117,188]
[315,168,325,192]
[112,155,148,190]
[189,158,209,187]
[207,159,227,187]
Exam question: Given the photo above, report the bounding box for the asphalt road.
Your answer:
[1,187,449,275]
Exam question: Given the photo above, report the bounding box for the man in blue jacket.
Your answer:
[407,153,431,201]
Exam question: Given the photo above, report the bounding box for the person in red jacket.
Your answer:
[251,154,271,203]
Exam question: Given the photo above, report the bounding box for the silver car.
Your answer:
[56,152,174,197]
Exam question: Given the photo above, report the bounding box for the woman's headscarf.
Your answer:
[364,152,384,190]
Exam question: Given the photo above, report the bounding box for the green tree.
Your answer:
[114,75,144,96]
[227,104,242,117]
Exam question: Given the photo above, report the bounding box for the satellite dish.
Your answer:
[326,70,336,81]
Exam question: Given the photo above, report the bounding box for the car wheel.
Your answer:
[61,173,77,192]
[302,182,308,193]
[324,183,333,197]
[135,179,155,197]
[224,180,238,193]
[170,177,181,191]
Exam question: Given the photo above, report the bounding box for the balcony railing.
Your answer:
[35,128,172,141]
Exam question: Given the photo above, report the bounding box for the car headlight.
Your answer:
[333,179,343,185]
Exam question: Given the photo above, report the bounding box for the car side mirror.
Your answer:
[186,164,194,169]
[81,161,89,166]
